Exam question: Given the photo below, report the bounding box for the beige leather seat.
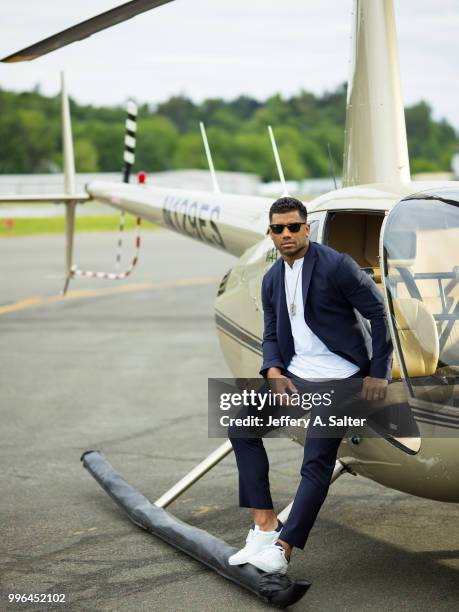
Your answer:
[440,325,459,367]
[422,296,459,367]
[391,298,439,378]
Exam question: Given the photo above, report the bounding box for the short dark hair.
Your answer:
[269,197,307,222]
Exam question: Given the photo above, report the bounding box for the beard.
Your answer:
[280,242,304,257]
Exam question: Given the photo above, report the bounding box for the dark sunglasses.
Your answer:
[269,222,307,235]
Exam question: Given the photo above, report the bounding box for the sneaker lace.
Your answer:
[259,542,283,557]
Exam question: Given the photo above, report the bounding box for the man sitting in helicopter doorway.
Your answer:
[228,196,393,574]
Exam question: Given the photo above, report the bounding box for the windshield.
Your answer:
[382,195,459,408]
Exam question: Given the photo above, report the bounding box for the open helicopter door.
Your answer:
[379,188,459,453]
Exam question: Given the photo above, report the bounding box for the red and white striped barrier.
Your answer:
[70,216,141,280]
[69,101,143,282]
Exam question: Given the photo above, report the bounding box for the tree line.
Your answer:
[0,84,457,179]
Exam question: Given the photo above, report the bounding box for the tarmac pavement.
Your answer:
[0,230,458,611]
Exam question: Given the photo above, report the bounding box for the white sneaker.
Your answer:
[228,525,280,566]
[248,543,289,574]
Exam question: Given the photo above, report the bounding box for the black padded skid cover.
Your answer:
[81,450,311,608]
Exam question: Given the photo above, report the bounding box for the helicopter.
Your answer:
[1,0,458,605]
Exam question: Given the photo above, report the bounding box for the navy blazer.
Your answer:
[260,241,393,379]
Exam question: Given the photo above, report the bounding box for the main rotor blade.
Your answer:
[1,0,175,63]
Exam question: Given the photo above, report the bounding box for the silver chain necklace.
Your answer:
[285,261,303,317]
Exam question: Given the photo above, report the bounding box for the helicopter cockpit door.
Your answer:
[380,190,459,453]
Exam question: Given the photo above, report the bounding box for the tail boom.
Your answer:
[86,181,270,257]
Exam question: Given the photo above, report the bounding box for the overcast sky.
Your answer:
[0,0,458,129]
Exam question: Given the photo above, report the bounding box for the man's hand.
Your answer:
[361,376,388,401]
[267,367,297,404]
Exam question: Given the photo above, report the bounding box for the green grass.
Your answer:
[0,215,158,237]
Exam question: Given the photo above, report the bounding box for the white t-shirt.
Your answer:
[284,258,360,380]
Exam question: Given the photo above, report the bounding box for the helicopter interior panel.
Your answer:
[324,211,384,283]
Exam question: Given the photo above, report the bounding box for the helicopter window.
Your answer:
[383,196,459,407]
[324,211,385,282]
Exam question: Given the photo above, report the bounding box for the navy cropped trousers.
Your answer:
[228,371,362,550]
